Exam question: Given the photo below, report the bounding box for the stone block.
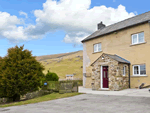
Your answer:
[116,77,123,81]
[116,71,119,76]
[109,76,115,82]
[92,68,96,71]
[95,81,100,88]
[91,75,95,80]
[112,71,116,76]
[97,79,101,81]
[113,82,119,91]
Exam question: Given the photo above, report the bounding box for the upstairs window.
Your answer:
[94,43,101,53]
[132,32,145,44]
[133,64,146,76]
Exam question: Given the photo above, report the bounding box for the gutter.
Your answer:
[128,64,131,88]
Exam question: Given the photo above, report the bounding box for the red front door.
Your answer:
[102,66,109,88]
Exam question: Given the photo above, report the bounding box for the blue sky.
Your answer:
[0,0,150,57]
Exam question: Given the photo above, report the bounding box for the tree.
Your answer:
[0,45,45,102]
[45,70,59,81]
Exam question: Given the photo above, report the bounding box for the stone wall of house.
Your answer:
[91,54,129,91]
[117,63,129,90]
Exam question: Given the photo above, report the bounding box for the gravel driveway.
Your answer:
[1,94,150,113]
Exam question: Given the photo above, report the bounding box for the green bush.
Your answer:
[0,45,45,102]
[45,70,59,81]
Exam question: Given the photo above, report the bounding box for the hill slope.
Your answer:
[36,50,83,79]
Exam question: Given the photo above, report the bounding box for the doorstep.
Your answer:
[98,88,110,91]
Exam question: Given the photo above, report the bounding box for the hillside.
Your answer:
[36,50,83,79]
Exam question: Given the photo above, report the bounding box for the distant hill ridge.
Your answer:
[36,50,83,79]
[36,50,83,61]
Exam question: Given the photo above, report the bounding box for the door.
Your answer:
[102,66,109,88]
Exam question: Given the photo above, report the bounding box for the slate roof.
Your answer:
[82,11,150,42]
[91,53,130,66]
[105,54,130,64]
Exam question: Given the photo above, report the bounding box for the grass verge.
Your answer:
[0,92,82,108]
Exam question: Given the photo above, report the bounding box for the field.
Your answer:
[36,50,83,79]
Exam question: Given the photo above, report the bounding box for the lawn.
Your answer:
[0,92,82,108]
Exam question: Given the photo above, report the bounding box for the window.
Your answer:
[133,64,146,76]
[132,32,145,44]
[123,66,126,76]
[94,43,101,52]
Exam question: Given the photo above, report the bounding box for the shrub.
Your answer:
[45,70,59,81]
[0,45,45,102]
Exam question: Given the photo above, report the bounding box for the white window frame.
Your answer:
[133,64,146,76]
[94,43,102,53]
[123,66,126,76]
[131,32,145,45]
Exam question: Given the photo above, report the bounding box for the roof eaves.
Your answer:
[81,20,149,43]
[114,54,130,64]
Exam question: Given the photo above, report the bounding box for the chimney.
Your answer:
[97,21,106,30]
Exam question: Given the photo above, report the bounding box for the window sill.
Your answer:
[130,42,147,46]
[131,75,147,77]
[93,51,103,54]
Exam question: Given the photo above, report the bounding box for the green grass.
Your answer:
[39,51,83,79]
[0,93,82,108]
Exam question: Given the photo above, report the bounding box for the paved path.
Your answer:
[79,86,150,97]
[1,94,150,113]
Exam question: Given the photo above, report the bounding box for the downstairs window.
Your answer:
[133,64,146,76]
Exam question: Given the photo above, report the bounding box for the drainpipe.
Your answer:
[128,64,130,88]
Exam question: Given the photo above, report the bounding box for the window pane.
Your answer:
[123,66,126,75]
[94,44,97,52]
[98,43,101,51]
[134,66,139,75]
[140,65,146,75]
[132,34,138,44]
[138,32,144,43]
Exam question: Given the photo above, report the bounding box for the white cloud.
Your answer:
[0,11,41,43]
[19,11,28,18]
[63,32,89,45]
[0,0,136,45]
[26,0,135,45]
[0,11,24,42]
[0,12,21,31]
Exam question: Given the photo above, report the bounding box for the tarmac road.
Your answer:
[1,94,150,113]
